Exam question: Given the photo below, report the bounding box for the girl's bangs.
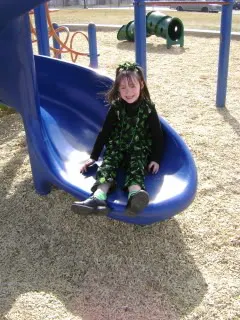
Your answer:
[117,70,140,85]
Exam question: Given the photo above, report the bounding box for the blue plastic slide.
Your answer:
[0,0,197,225]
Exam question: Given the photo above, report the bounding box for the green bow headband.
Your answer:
[117,62,139,72]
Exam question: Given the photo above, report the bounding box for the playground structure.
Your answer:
[117,10,184,48]
[30,2,98,66]
[0,0,234,225]
[0,0,199,225]
[133,0,234,108]
[16,0,234,108]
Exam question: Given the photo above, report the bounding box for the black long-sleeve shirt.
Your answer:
[90,100,164,164]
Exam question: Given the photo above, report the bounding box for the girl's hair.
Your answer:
[105,62,151,104]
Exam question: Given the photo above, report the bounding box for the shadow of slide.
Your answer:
[0,117,206,320]
[0,113,23,146]
[1,181,207,318]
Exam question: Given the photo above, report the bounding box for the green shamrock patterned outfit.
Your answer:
[90,98,163,193]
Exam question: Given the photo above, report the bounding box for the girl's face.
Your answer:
[119,75,143,104]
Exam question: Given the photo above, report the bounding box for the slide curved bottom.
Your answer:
[36,56,197,225]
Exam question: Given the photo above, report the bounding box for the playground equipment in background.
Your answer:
[30,2,97,65]
[117,11,184,48]
[0,0,198,225]
[133,0,234,108]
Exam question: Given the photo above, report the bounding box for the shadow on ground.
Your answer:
[217,107,240,138]
[0,117,207,319]
[117,41,186,55]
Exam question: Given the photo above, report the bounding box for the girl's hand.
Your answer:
[80,158,95,173]
[148,161,159,174]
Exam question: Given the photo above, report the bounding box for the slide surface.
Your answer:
[35,56,197,225]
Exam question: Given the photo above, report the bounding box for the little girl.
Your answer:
[71,62,164,216]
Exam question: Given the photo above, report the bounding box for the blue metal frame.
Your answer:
[33,4,98,67]
[216,0,234,107]
[134,0,147,78]
[34,3,50,56]
[88,23,98,68]
[34,0,233,107]
[52,23,61,59]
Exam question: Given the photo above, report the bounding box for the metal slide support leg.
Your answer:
[34,3,50,56]
[52,23,61,59]
[88,23,98,68]
[134,0,147,79]
[216,1,233,108]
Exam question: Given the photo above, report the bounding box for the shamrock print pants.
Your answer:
[91,148,149,193]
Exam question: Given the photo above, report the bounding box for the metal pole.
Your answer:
[34,4,50,56]
[216,0,233,108]
[52,23,61,59]
[134,0,147,79]
[88,23,98,68]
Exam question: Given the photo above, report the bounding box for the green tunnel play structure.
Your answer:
[117,11,184,48]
